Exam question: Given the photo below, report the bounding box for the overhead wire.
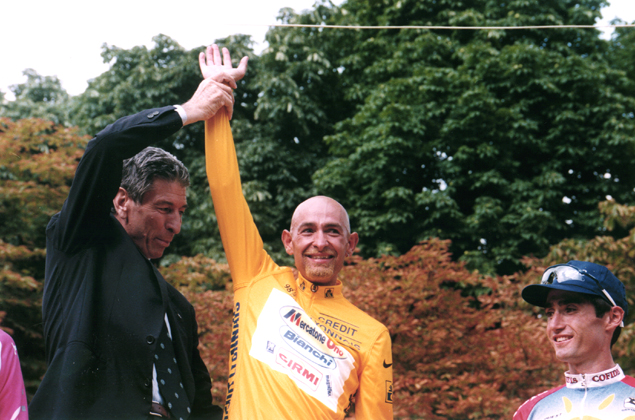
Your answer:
[224,23,635,30]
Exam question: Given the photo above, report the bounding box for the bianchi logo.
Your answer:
[281,327,336,369]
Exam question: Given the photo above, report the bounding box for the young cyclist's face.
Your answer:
[282,197,358,286]
[545,290,611,373]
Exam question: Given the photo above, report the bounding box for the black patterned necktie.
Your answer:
[155,322,191,420]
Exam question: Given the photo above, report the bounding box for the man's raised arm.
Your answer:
[200,45,279,287]
[52,69,235,253]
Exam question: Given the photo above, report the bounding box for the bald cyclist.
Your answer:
[201,45,393,419]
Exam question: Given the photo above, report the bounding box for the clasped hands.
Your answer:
[182,44,249,125]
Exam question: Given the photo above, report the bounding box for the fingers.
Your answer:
[214,79,235,120]
[206,45,214,65]
[220,70,238,89]
[226,102,234,120]
[235,56,249,82]
[183,77,235,124]
[212,44,222,67]
[196,44,246,118]
[222,47,232,68]
[216,81,234,120]
[204,44,220,66]
[198,52,206,75]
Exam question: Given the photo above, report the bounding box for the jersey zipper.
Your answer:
[578,374,588,418]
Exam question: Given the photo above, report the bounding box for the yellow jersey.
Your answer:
[205,111,393,420]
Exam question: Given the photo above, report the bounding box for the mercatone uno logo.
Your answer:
[280,306,346,359]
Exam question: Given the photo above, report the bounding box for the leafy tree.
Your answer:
[0,69,71,125]
[0,117,88,396]
[71,34,208,147]
[309,0,635,274]
[608,18,635,92]
[5,2,635,276]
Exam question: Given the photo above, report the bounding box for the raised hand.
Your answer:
[182,77,235,124]
[199,44,249,88]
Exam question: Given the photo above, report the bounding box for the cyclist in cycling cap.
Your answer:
[514,260,634,419]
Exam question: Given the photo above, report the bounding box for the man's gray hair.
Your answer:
[120,147,190,203]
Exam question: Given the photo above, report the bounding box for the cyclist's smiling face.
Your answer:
[282,196,358,286]
[545,289,611,374]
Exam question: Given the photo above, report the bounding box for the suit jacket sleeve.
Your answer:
[51,106,183,253]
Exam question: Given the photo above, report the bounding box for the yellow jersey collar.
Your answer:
[297,274,343,300]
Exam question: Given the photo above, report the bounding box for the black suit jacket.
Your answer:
[29,107,222,420]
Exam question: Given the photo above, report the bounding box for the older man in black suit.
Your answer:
[29,45,247,420]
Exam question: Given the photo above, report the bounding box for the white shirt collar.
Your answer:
[564,364,624,389]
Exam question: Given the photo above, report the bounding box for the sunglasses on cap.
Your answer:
[542,265,624,327]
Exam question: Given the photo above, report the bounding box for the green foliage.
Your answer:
[0,69,72,125]
[71,34,206,148]
[310,0,635,274]
[4,2,635,276]
[608,19,635,95]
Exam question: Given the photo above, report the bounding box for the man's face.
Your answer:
[281,197,358,286]
[116,178,187,259]
[545,289,611,373]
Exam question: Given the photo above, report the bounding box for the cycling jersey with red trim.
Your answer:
[204,112,394,420]
[513,365,635,420]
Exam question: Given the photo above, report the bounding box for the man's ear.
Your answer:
[607,306,625,330]
[346,232,359,257]
[113,187,130,223]
[281,230,294,255]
